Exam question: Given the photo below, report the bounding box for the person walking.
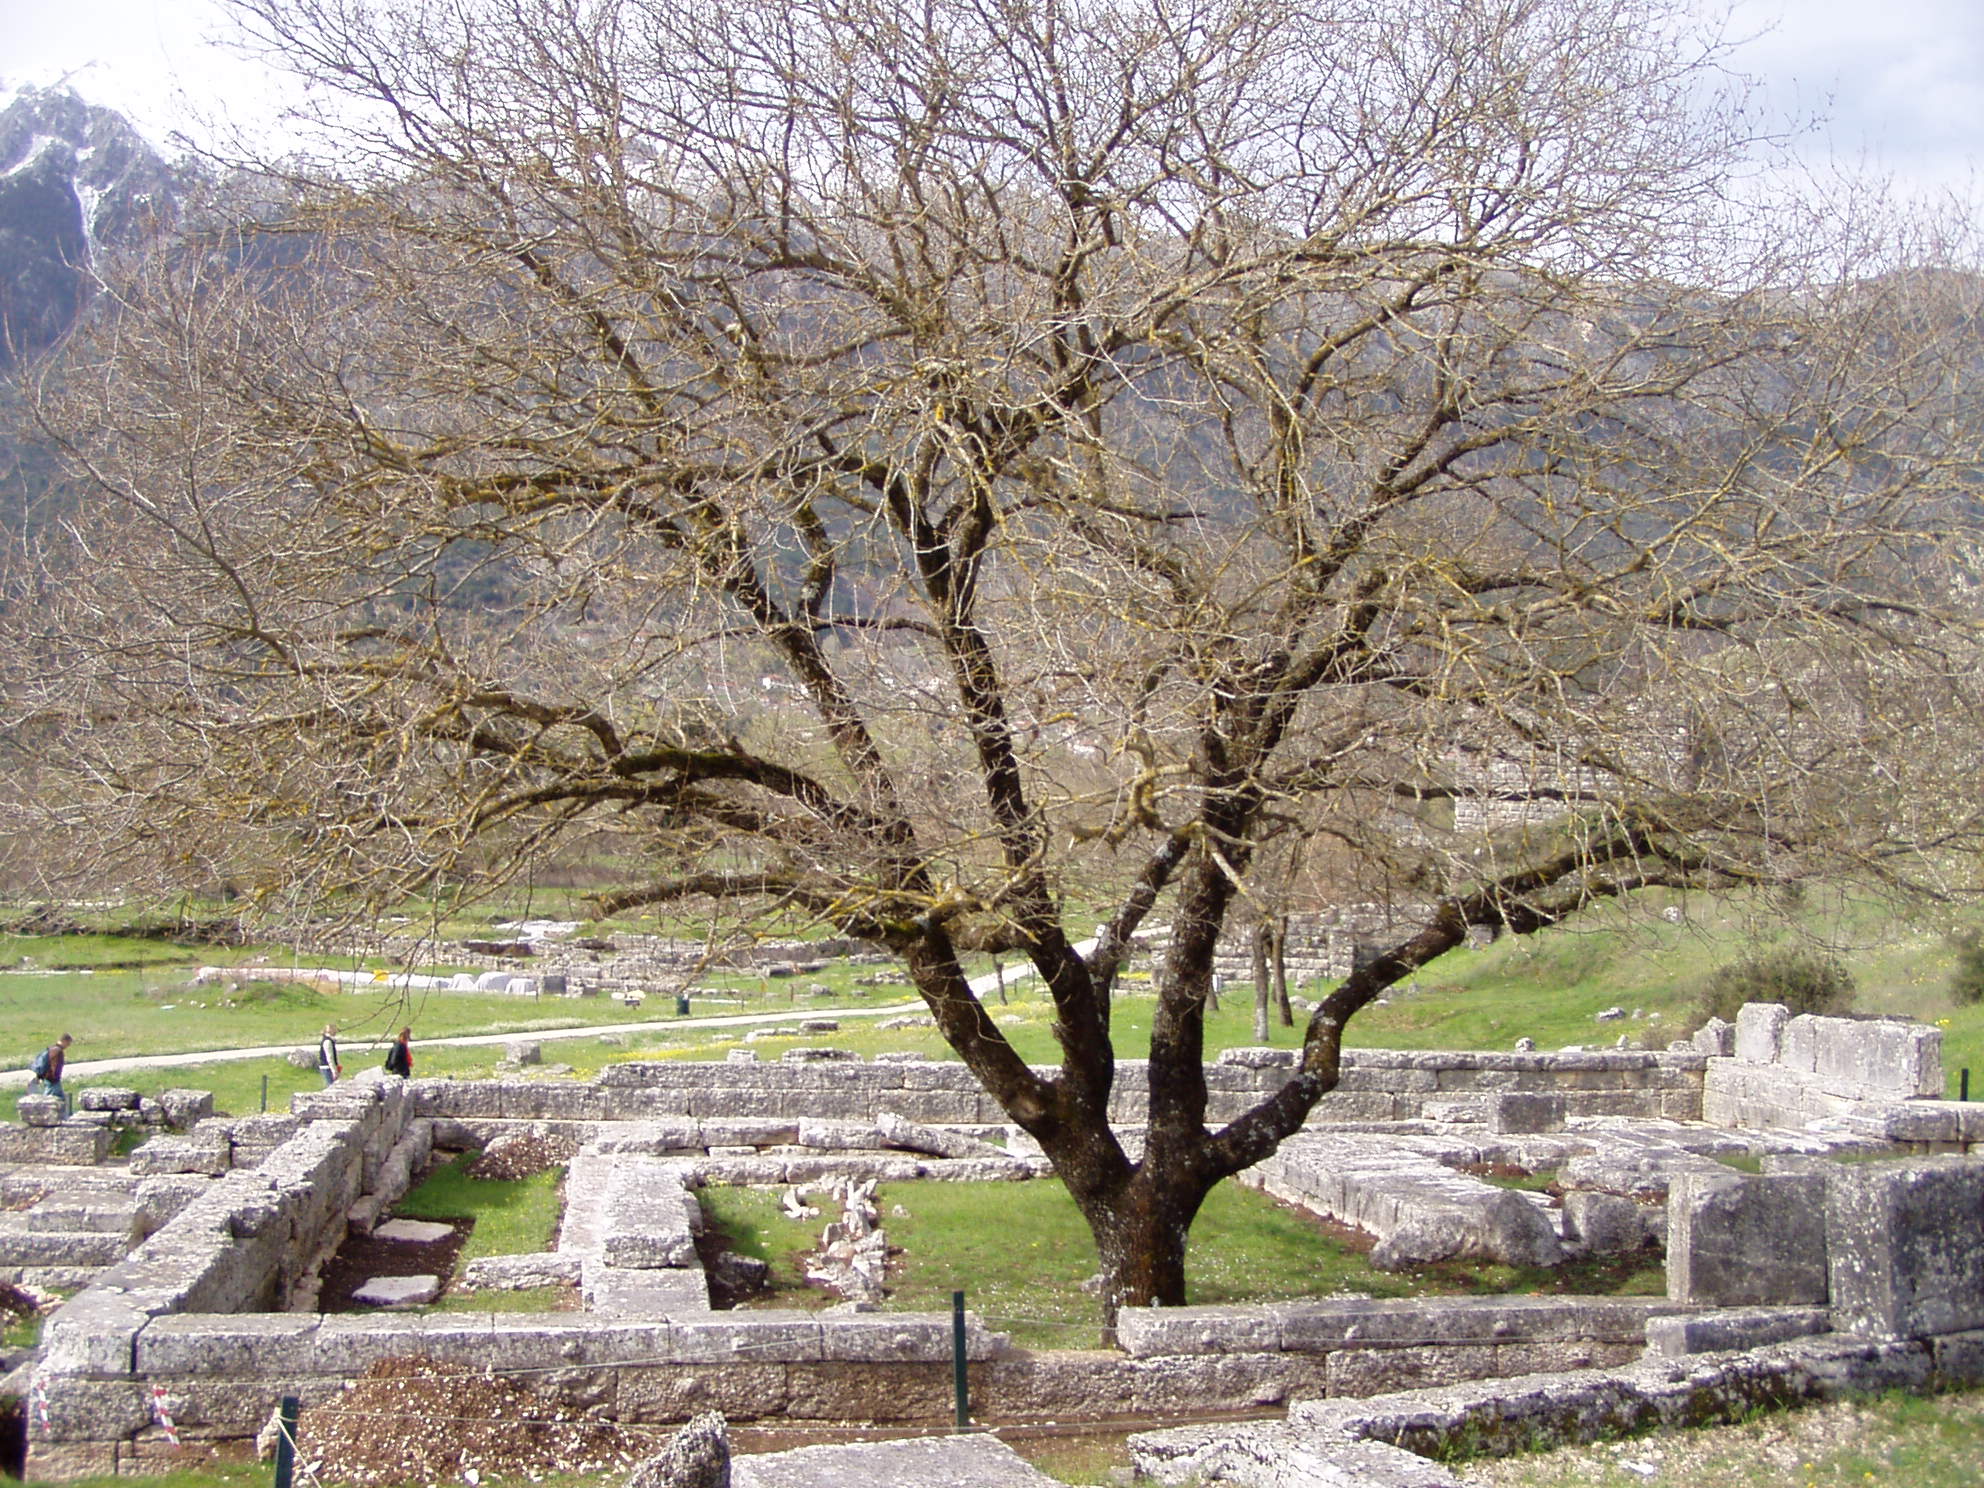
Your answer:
[30,1033,72,1114]
[383,1027,413,1078]
[317,1023,342,1086]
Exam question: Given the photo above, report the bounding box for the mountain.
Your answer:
[0,88,184,371]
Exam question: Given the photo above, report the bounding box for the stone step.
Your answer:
[0,1203,141,1236]
[0,1231,129,1268]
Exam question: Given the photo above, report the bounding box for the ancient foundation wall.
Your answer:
[23,1043,1707,1477]
[1703,1005,1982,1150]
[390,1046,1707,1130]
[27,1289,1678,1478]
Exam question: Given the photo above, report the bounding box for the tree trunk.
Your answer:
[1271,916,1293,1027]
[1250,921,1270,1043]
[1065,1162,1215,1332]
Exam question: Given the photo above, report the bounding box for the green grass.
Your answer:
[701,1178,1661,1350]
[33,1463,270,1488]
[1466,1388,1984,1487]
[391,1154,564,1261]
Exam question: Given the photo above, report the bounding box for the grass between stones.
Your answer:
[699,1178,1664,1350]
[391,1154,564,1262]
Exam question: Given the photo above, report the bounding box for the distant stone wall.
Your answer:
[304,930,891,1000]
[1210,902,1440,984]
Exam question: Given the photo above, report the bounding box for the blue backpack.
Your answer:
[29,1048,51,1080]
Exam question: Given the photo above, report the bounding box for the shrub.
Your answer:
[1947,931,1984,1007]
[1694,948,1856,1029]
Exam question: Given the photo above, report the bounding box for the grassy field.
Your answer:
[9,881,1984,1118]
[701,1177,1661,1349]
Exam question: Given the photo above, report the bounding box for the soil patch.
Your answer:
[317,1220,472,1313]
[465,1132,577,1181]
[298,1357,659,1485]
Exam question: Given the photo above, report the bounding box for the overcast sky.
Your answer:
[4,0,1980,205]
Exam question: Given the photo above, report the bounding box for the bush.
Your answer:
[1694,948,1856,1029]
[1948,931,1984,1007]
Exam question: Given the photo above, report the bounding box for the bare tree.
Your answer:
[9,0,1983,1317]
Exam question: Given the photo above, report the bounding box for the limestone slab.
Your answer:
[733,1432,1066,1488]
[351,1274,441,1307]
[372,1219,456,1244]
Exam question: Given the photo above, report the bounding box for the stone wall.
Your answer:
[1703,1004,1980,1150]
[21,1043,1708,1478]
[28,1016,1970,1479]
[393,1045,1707,1130]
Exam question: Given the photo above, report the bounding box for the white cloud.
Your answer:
[1717,0,1983,198]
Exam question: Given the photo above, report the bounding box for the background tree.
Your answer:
[8,0,1983,1317]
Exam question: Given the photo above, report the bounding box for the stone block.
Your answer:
[1930,1329,1984,1387]
[26,1443,121,1478]
[157,1088,215,1127]
[16,1094,63,1127]
[585,1264,712,1317]
[0,1122,112,1163]
[595,1119,705,1153]
[1645,1306,1830,1357]
[39,1294,149,1376]
[1118,1353,1323,1417]
[1490,1093,1566,1134]
[916,1156,1036,1182]
[1115,1305,1281,1358]
[462,1252,583,1290]
[872,1089,983,1124]
[133,1175,214,1233]
[305,1314,675,1376]
[78,1087,141,1112]
[1131,1422,1462,1488]
[1694,1018,1736,1057]
[373,1218,455,1244]
[1268,1295,1676,1352]
[1810,1018,1943,1098]
[1563,1191,1654,1255]
[733,1433,1067,1488]
[665,1312,825,1363]
[614,1362,794,1422]
[128,1134,232,1178]
[352,1274,442,1307]
[0,1231,127,1268]
[1780,1014,1822,1074]
[1326,1344,1499,1396]
[815,1313,982,1363]
[1828,1157,1984,1338]
[1734,1003,1789,1064]
[781,1154,922,1184]
[1668,1170,1828,1307]
[138,1314,325,1377]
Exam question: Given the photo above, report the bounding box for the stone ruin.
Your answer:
[1,1002,1979,1484]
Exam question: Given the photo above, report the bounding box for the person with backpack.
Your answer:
[30,1033,72,1113]
[383,1027,413,1079]
[317,1023,342,1086]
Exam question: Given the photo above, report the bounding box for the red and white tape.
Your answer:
[150,1384,181,1447]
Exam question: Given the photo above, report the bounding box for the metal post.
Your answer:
[951,1290,969,1429]
[273,1395,299,1488]
[1962,1068,1970,1102]
[261,1074,269,1113]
